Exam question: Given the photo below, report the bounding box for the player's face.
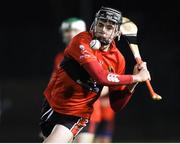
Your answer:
[62,29,82,44]
[95,19,117,44]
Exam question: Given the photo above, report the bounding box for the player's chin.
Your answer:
[95,35,105,41]
[95,32,106,37]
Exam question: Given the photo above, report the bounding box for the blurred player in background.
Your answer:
[39,17,86,140]
[75,86,115,143]
[54,17,86,69]
[93,92,115,143]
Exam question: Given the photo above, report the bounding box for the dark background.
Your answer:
[0,0,179,142]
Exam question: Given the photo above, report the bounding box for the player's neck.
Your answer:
[100,44,110,52]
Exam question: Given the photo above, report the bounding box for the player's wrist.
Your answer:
[132,75,141,83]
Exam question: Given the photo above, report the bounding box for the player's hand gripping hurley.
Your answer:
[120,17,162,100]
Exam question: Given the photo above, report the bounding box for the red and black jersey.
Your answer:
[44,32,132,119]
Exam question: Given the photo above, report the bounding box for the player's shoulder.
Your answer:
[74,31,92,40]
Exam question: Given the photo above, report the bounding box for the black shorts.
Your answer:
[39,99,89,137]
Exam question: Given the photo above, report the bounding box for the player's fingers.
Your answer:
[133,64,140,74]
[142,68,151,81]
[138,62,147,70]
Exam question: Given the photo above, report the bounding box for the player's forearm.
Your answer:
[83,61,133,85]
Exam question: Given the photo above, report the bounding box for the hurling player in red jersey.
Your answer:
[40,6,151,143]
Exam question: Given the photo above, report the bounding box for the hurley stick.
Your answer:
[120,17,162,100]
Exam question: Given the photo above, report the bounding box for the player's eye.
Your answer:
[97,22,104,28]
[106,25,114,30]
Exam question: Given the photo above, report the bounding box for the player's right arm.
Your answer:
[64,32,150,86]
[83,60,150,85]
